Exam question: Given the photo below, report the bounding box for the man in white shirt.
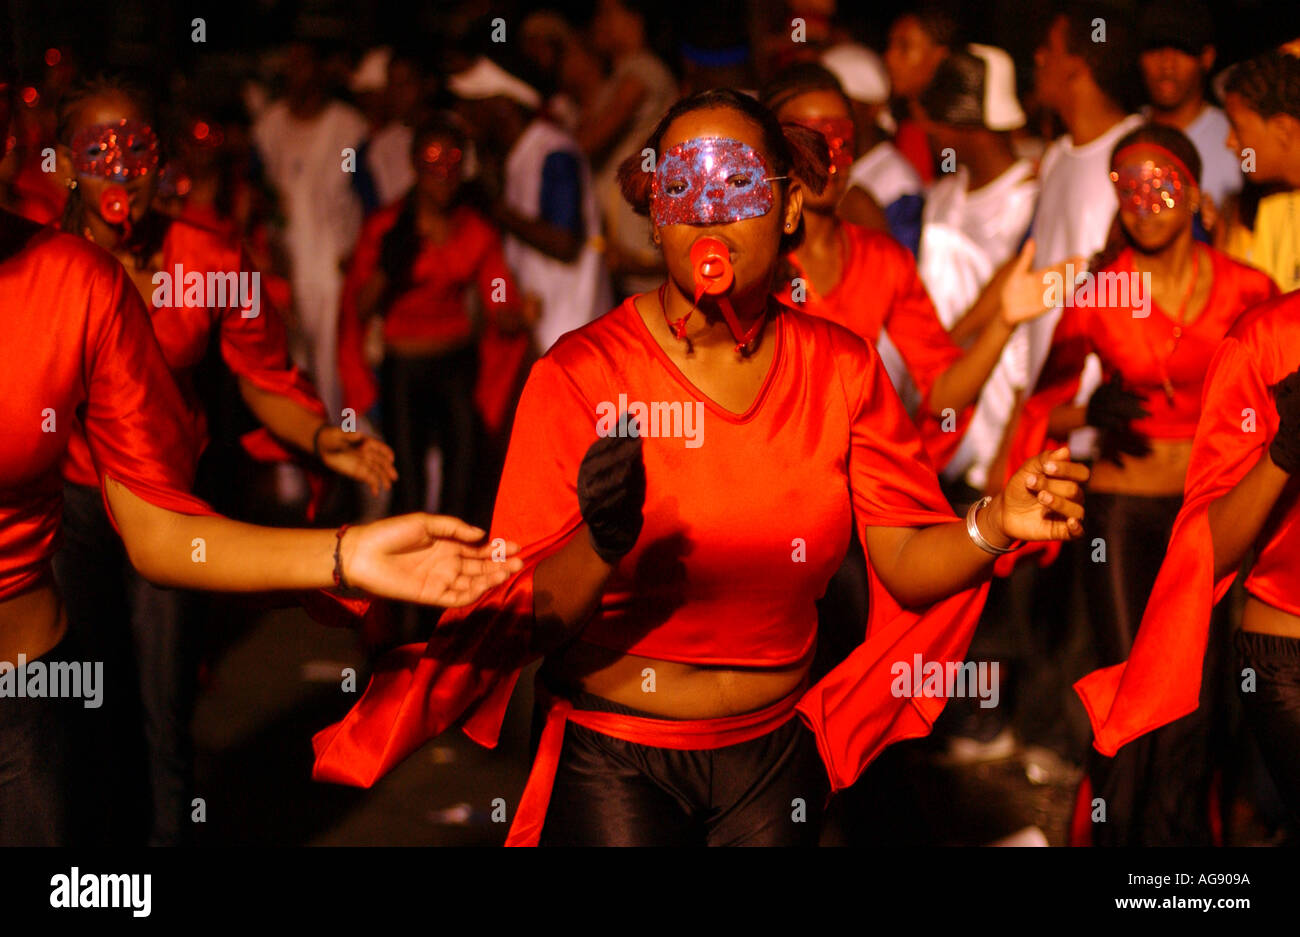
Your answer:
[253,41,368,418]
[450,56,611,352]
[1012,6,1146,460]
[914,44,1041,492]
[1138,0,1243,213]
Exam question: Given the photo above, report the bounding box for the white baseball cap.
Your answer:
[820,43,889,104]
[448,56,542,111]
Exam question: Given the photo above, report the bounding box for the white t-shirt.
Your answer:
[365,122,415,209]
[1013,114,1146,461]
[1181,105,1243,210]
[848,141,922,210]
[917,161,1039,486]
[504,119,613,352]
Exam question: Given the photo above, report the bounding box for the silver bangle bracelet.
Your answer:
[965,496,1020,556]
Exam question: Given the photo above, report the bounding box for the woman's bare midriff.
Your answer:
[0,581,66,665]
[1088,437,1193,496]
[544,638,813,719]
[1242,594,1300,639]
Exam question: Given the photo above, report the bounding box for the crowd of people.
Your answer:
[2,0,1300,847]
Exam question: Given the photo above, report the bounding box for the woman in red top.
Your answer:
[47,78,406,845]
[1002,124,1278,845]
[1076,291,1300,823]
[760,64,1067,472]
[311,88,1091,846]
[339,114,531,523]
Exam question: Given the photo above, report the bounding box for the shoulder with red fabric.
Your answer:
[1207,245,1281,311]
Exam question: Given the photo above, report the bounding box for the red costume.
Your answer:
[781,222,970,468]
[312,297,990,843]
[998,246,1278,574]
[0,217,213,600]
[338,202,531,439]
[61,217,325,489]
[1076,290,1300,754]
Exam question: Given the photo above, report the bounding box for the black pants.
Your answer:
[1236,629,1300,824]
[1083,492,1226,846]
[380,345,480,521]
[52,483,198,846]
[536,691,828,846]
[0,635,79,845]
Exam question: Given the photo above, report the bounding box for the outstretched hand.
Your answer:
[317,426,398,495]
[999,239,1089,327]
[342,513,522,607]
[992,446,1090,543]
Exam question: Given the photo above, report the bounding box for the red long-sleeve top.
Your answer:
[0,215,212,600]
[338,201,530,436]
[997,246,1278,574]
[312,297,990,793]
[781,223,971,468]
[61,217,325,489]
[1077,290,1300,753]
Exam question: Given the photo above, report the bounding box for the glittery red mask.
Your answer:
[651,137,787,226]
[797,116,855,174]
[417,141,463,180]
[69,119,159,182]
[1109,144,1197,219]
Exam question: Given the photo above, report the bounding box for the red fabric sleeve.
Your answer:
[338,208,396,418]
[794,328,990,791]
[880,243,971,469]
[993,304,1093,576]
[83,257,366,629]
[218,247,328,463]
[470,217,533,439]
[82,256,213,521]
[1074,334,1273,754]
[311,353,597,785]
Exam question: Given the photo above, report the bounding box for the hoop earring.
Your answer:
[66,178,78,191]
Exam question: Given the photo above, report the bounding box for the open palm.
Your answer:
[345,514,522,607]
[1000,239,1089,327]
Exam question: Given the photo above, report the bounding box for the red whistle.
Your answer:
[99,186,130,226]
[690,237,734,301]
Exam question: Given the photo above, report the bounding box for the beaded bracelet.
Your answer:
[333,524,351,589]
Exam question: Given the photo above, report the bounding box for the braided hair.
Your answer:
[1224,49,1300,120]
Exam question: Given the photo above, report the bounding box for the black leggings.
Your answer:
[380,345,480,520]
[1082,491,1227,846]
[52,483,198,846]
[536,690,829,846]
[0,634,79,845]
[1235,629,1300,823]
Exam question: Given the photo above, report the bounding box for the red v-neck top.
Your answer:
[62,218,325,488]
[313,295,991,793]
[1006,246,1278,474]
[781,223,969,468]
[1078,290,1300,754]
